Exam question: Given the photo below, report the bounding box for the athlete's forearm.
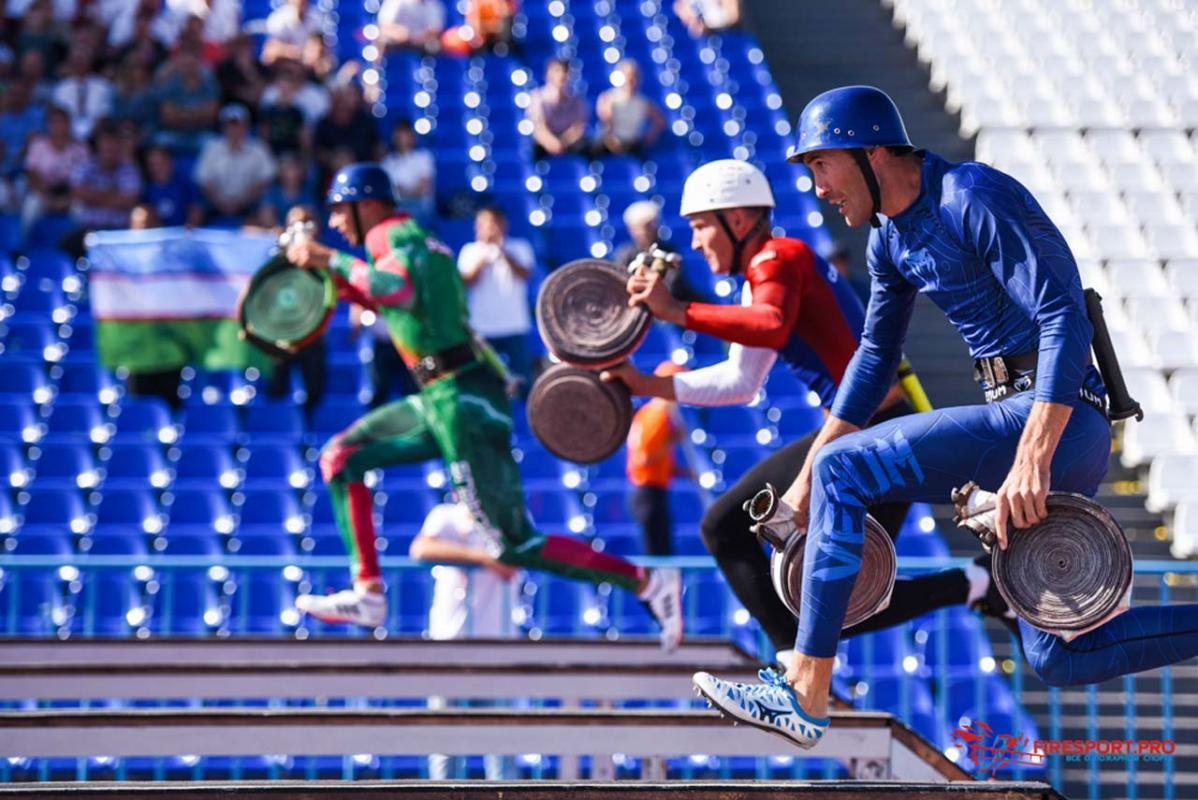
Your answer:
[409,536,496,568]
[1014,400,1072,470]
[328,251,375,308]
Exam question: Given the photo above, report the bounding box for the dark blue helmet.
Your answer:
[787,85,912,163]
[326,162,396,206]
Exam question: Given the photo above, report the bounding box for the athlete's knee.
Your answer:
[812,439,861,494]
[1025,641,1077,687]
[699,498,742,554]
[319,434,363,484]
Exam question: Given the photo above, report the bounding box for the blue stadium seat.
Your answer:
[42,398,108,444]
[164,489,234,538]
[150,567,218,635]
[587,448,628,489]
[231,571,292,634]
[714,445,765,486]
[512,445,566,489]
[324,363,367,399]
[523,489,574,526]
[895,532,950,559]
[2,320,57,361]
[687,572,733,636]
[857,676,946,748]
[180,403,239,445]
[240,446,309,490]
[588,490,633,525]
[240,402,303,445]
[90,489,159,538]
[771,398,823,441]
[235,489,303,537]
[392,570,432,634]
[529,577,591,635]
[0,444,27,491]
[841,627,912,677]
[26,214,74,249]
[0,362,49,402]
[112,397,175,445]
[381,490,436,528]
[698,406,765,446]
[55,361,118,401]
[7,284,67,322]
[0,533,69,634]
[667,489,704,524]
[28,442,94,490]
[171,445,240,495]
[915,609,994,677]
[19,488,86,535]
[101,444,169,491]
[80,569,141,636]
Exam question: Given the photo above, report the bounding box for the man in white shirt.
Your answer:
[410,502,520,779]
[51,46,113,141]
[457,206,536,397]
[263,0,327,64]
[194,104,278,220]
[377,0,445,54]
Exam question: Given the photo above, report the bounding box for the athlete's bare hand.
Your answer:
[994,459,1050,550]
[780,466,814,532]
[286,240,333,270]
[627,269,686,325]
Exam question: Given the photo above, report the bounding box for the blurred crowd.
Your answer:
[0,0,740,408]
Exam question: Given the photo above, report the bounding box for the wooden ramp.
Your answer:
[0,707,965,783]
[0,780,1067,799]
[0,637,757,669]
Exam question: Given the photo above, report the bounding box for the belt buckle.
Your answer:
[992,356,1009,385]
[979,359,995,388]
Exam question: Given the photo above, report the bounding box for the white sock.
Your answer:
[637,570,659,600]
[963,561,990,605]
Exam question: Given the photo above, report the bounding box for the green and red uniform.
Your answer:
[321,214,643,590]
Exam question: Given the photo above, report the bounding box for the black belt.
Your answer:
[411,342,478,386]
[974,352,1106,417]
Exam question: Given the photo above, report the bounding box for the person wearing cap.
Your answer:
[691,86,1198,749]
[613,200,706,310]
[281,162,683,649]
[603,157,1011,676]
[626,361,691,557]
[194,104,277,222]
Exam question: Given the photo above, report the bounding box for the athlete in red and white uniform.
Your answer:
[604,159,1009,659]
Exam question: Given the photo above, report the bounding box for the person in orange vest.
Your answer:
[627,361,691,556]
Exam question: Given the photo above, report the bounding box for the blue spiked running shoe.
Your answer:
[693,667,830,749]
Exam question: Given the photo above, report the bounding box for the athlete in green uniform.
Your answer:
[284,163,682,648]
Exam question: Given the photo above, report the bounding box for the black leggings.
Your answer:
[699,403,969,652]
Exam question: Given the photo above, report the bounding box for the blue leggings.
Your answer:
[796,394,1198,686]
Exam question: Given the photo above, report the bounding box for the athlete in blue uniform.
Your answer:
[695,86,1198,749]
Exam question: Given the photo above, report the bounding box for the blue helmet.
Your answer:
[326,162,396,206]
[787,85,912,163]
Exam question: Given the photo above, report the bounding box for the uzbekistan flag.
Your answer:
[86,227,277,372]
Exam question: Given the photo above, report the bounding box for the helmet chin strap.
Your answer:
[350,202,364,244]
[715,209,771,274]
[850,148,883,228]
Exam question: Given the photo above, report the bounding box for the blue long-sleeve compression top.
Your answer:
[831,151,1095,426]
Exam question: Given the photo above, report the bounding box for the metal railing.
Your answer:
[0,554,1193,797]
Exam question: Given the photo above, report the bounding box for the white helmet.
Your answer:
[679,159,776,217]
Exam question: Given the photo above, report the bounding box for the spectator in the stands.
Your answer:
[626,360,690,556]
[826,240,869,303]
[255,153,315,229]
[0,78,45,182]
[195,103,276,222]
[381,119,435,226]
[258,70,308,156]
[154,47,220,153]
[613,200,703,307]
[106,1,170,66]
[162,0,242,53]
[51,44,113,141]
[142,143,203,228]
[14,0,66,69]
[377,0,445,54]
[263,0,326,65]
[265,203,328,414]
[110,57,158,135]
[527,57,588,161]
[613,200,670,268]
[674,0,740,36]
[216,32,267,110]
[458,206,535,397]
[314,83,379,178]
[301,31,337,82]
[261,57,328,127]
[129,201,161,230]
[21,104,88,232]
[595,59,665,157]
[16,46,55,107]
[63,119,142,257]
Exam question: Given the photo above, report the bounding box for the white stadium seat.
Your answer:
[1121,413,1196,468]
[1165,260,1198,300]
[1103,260,1170,298]
[1169,368,1198,416]
[1170,501,1198,559]
[1146,455,1198,514]
[1147,330,1198,371]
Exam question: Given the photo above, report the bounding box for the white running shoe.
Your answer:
[693,668,830,749]
[639,567,683,652]
[295,588,387,627]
